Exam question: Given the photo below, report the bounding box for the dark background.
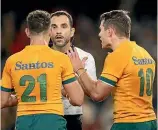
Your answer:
[2,0,157,28]
[1,0,157,130]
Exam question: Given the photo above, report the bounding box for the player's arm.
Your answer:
[1,59,18,109]
[67,48,127,101]
[63,80,84,106]
[78,54,97,97]
[76,69,114,101]
[62,76,89,97]
[62,55,84,106]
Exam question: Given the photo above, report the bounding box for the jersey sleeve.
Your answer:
[99,51,129,87]
[1,58,14,92]
[61,55,76,85]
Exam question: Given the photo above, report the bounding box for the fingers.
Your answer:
[11,94,17,98]
[74,48,80,58]
[67,48,73,59]
[67,50,71,58]
[82,57,88,63]
[67,47,79,59]
[69,47,75,58]
[82,57,88,68]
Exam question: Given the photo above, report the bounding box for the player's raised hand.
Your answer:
[82,57,88,68]
[67,47,84,73]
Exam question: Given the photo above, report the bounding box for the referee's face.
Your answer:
[50,15,74,47]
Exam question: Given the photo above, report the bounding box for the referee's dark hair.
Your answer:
[51,10,73,28]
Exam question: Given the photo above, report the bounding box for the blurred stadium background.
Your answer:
[1,0,157,130]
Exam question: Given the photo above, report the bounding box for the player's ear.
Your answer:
[107,27,113,37]
[25,28,31,38]
[109,26,116,37]
[70,27,75,37]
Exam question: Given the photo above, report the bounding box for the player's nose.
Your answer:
[98,32,101,38]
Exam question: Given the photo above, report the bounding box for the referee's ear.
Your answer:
[70,27,75,38]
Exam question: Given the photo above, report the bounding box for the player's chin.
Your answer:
[101,43,106,49]
[102,42,110,49]
[102,45,109,49]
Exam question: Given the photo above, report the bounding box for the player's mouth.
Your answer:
[100,38,103,43]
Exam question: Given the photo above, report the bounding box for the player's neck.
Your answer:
[30,36,48,45]
[53,42,71,53]
[111,37,129,51]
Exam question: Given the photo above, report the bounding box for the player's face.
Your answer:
[50,15,74,47]
[98,21,111,49]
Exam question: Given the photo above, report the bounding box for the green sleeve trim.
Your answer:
[62,77,76,85]
[1,86,14,92]
[99,76,116,87]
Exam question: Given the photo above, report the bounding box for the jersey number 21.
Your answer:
[19,73,47,102]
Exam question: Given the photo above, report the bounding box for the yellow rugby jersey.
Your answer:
[99,40,156,123]
[1,45,76,116]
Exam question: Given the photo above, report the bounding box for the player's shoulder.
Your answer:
[75,47,94,60]
[137,44,152,56]
[137,44,155,62]
[6,51,24,64]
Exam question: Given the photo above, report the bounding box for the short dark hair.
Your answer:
[100,10,131,38]
[51,10,73,27]
[26,10,51,34]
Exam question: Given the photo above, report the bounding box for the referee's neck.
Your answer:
[53,42,71,53]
